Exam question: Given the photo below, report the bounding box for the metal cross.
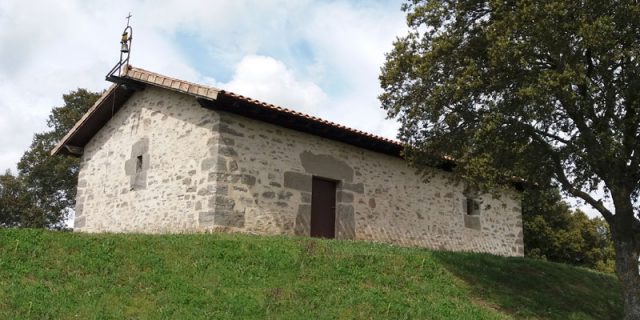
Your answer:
[125,12,132,26]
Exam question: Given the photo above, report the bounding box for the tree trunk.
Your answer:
[610,189,640,319]
[615,239,640,320]
[611,190,640,319]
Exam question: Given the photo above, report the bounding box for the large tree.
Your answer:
[0,89,100,229]
[380,0,640,317]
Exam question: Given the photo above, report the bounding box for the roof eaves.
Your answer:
[50,85,119,156]
[218,89,404,148]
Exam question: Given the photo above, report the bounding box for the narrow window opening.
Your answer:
[136,155,143,173]
[466,198,480,215]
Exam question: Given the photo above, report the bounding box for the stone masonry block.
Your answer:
[342,182,364,194]
[300,151,354,182]
[75,216,86,229]
[336,204,355,240]
[464,215,481,230]
[227,160,238,172]
[208,172,241,183]
[241,174,256,186]
[337,191,354,203]
[277,191,293,200]
[219,123,245,137]
[198,212,215,225]
[199,209,245,228]
[262,191,275,199]
[217,211,245,228]
[219,145,238,157]
[283,171,311,192]
[209,196,236,211]
[300,192,312,203]
[222,137,235,146]
[201,158,219,171]
[130,137,149,157]
[130,171,147,190]
[75,203,84,217]
[294,204,311,236]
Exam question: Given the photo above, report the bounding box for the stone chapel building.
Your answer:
[52,65,524,256]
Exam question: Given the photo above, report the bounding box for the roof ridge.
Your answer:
[124,65,221,92]
[123,65,220,100]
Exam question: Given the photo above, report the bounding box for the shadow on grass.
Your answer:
[432,251,622,320]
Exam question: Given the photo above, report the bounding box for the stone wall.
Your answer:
[210,112,524,256]
[75,87,524,256]
[75,87,220,232]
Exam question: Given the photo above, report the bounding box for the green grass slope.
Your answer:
[0,229,622,319]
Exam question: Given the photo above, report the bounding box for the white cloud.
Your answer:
[299,1,406,139]
[220,55,327,114]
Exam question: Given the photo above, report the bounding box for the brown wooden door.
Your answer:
[310,177,336,238]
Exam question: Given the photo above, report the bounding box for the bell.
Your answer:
[120,32,129,53]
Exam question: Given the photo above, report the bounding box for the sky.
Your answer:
[0,0,405,172]
[0,0,606,218]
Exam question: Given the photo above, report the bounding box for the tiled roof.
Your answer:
[122,66,403,148]
[51,64,404,157]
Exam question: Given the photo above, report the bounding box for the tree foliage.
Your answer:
[0,171,38,228]
[0,89,99,229]
[380,1,640,317]
[523,188,615,273]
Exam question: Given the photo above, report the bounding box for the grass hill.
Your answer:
[0,229,622,319]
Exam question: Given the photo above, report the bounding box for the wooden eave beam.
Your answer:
[63,145,83,156]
